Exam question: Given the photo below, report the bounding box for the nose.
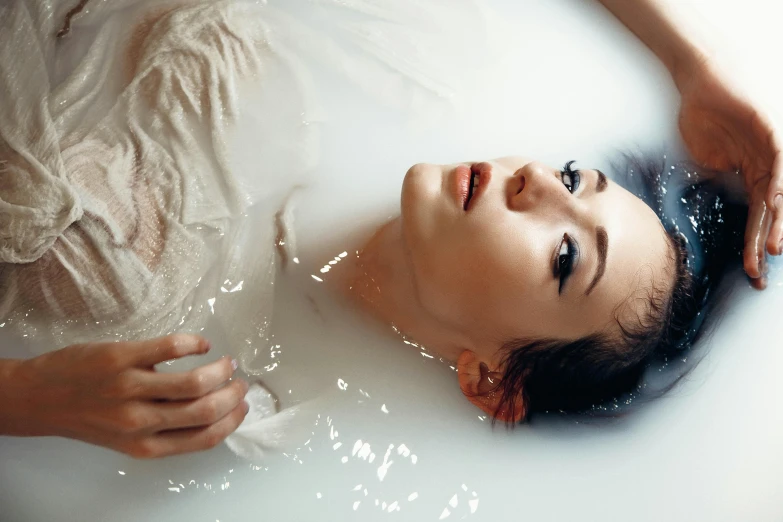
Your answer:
[507,161,583,218]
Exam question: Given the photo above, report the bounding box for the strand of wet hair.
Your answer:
[56,0,90,38]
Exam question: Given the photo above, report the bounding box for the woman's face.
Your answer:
[399,157,673,359]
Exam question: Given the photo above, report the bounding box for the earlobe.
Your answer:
[456,350,483,398]
[456,349,526,423]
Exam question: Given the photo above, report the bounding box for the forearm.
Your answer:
[0,358,36,436]
[597,0,710,90]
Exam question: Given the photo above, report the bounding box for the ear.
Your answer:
[457,349,526,423]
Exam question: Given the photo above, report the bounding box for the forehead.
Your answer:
[579,179,673,334]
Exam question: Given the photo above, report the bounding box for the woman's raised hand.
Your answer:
[1,334,249,458]
[677,58,783,288]
[596,0,783,287]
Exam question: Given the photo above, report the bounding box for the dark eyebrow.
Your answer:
[595,169,608,193]
[585,226,608,296]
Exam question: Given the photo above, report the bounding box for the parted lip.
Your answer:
[460,162,492,211]
[453,165,472,210]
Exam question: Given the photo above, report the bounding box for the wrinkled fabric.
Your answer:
[0,0,486,348]
[0,0,488,456]
[0,0,282,343]
[224,383,303,461]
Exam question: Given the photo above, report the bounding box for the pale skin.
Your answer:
[1,0,781,454]
[342,1,783,420]
[598,0,783,287]
[340,157,674,422]
[0,335,249,458]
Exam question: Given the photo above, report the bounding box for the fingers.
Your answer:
[129,356,236,400]
[765,152,783,255]
[117,377,249,458]
[137,401,250,458]
[155,378,249,431]
[747,108,783,255]
[103,334,210,369]
[751,274,768,291]
[743,192,770,280]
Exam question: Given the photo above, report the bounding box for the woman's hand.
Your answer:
[0,334,249,458]
[596,0,782,287]
[677,58,783,288]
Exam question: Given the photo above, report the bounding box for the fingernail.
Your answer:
[243,400,250,415]
[775,194,783,211]
[231,358,238,371]
[204,340,211,353]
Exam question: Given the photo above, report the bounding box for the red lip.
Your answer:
[453,165,472,209]
[452,162,493,212]
[465,162,492,211]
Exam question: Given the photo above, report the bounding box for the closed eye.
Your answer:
[561,160,581,194]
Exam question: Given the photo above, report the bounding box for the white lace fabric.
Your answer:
[0,0,273,343]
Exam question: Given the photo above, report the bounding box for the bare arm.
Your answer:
[0,359,26,434]
[597,0,709,89]
[598,0,783,286]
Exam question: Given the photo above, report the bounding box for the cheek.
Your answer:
[413,215,545,332]
[410,238,476,325]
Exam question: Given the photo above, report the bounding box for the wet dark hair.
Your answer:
[495,154,747,422]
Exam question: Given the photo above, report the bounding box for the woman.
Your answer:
[341,157,686,422]
[0,0,781,458]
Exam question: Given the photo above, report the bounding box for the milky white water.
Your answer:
[2,0,783,521]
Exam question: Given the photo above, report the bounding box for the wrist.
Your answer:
[669,42,712,93]
[597,0,713,93]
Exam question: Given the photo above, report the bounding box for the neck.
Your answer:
[330,217,463,361]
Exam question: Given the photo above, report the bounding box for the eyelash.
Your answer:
[554,161,580,293]
[561,160,580,194]
[555,233,577,294]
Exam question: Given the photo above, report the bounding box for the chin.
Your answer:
[399,162,448,252]
[400,164,426,224]
[401,163,430,199]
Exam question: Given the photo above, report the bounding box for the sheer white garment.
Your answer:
[0,0,488,458]
[0,0,486,352]
[0,0,285,349]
